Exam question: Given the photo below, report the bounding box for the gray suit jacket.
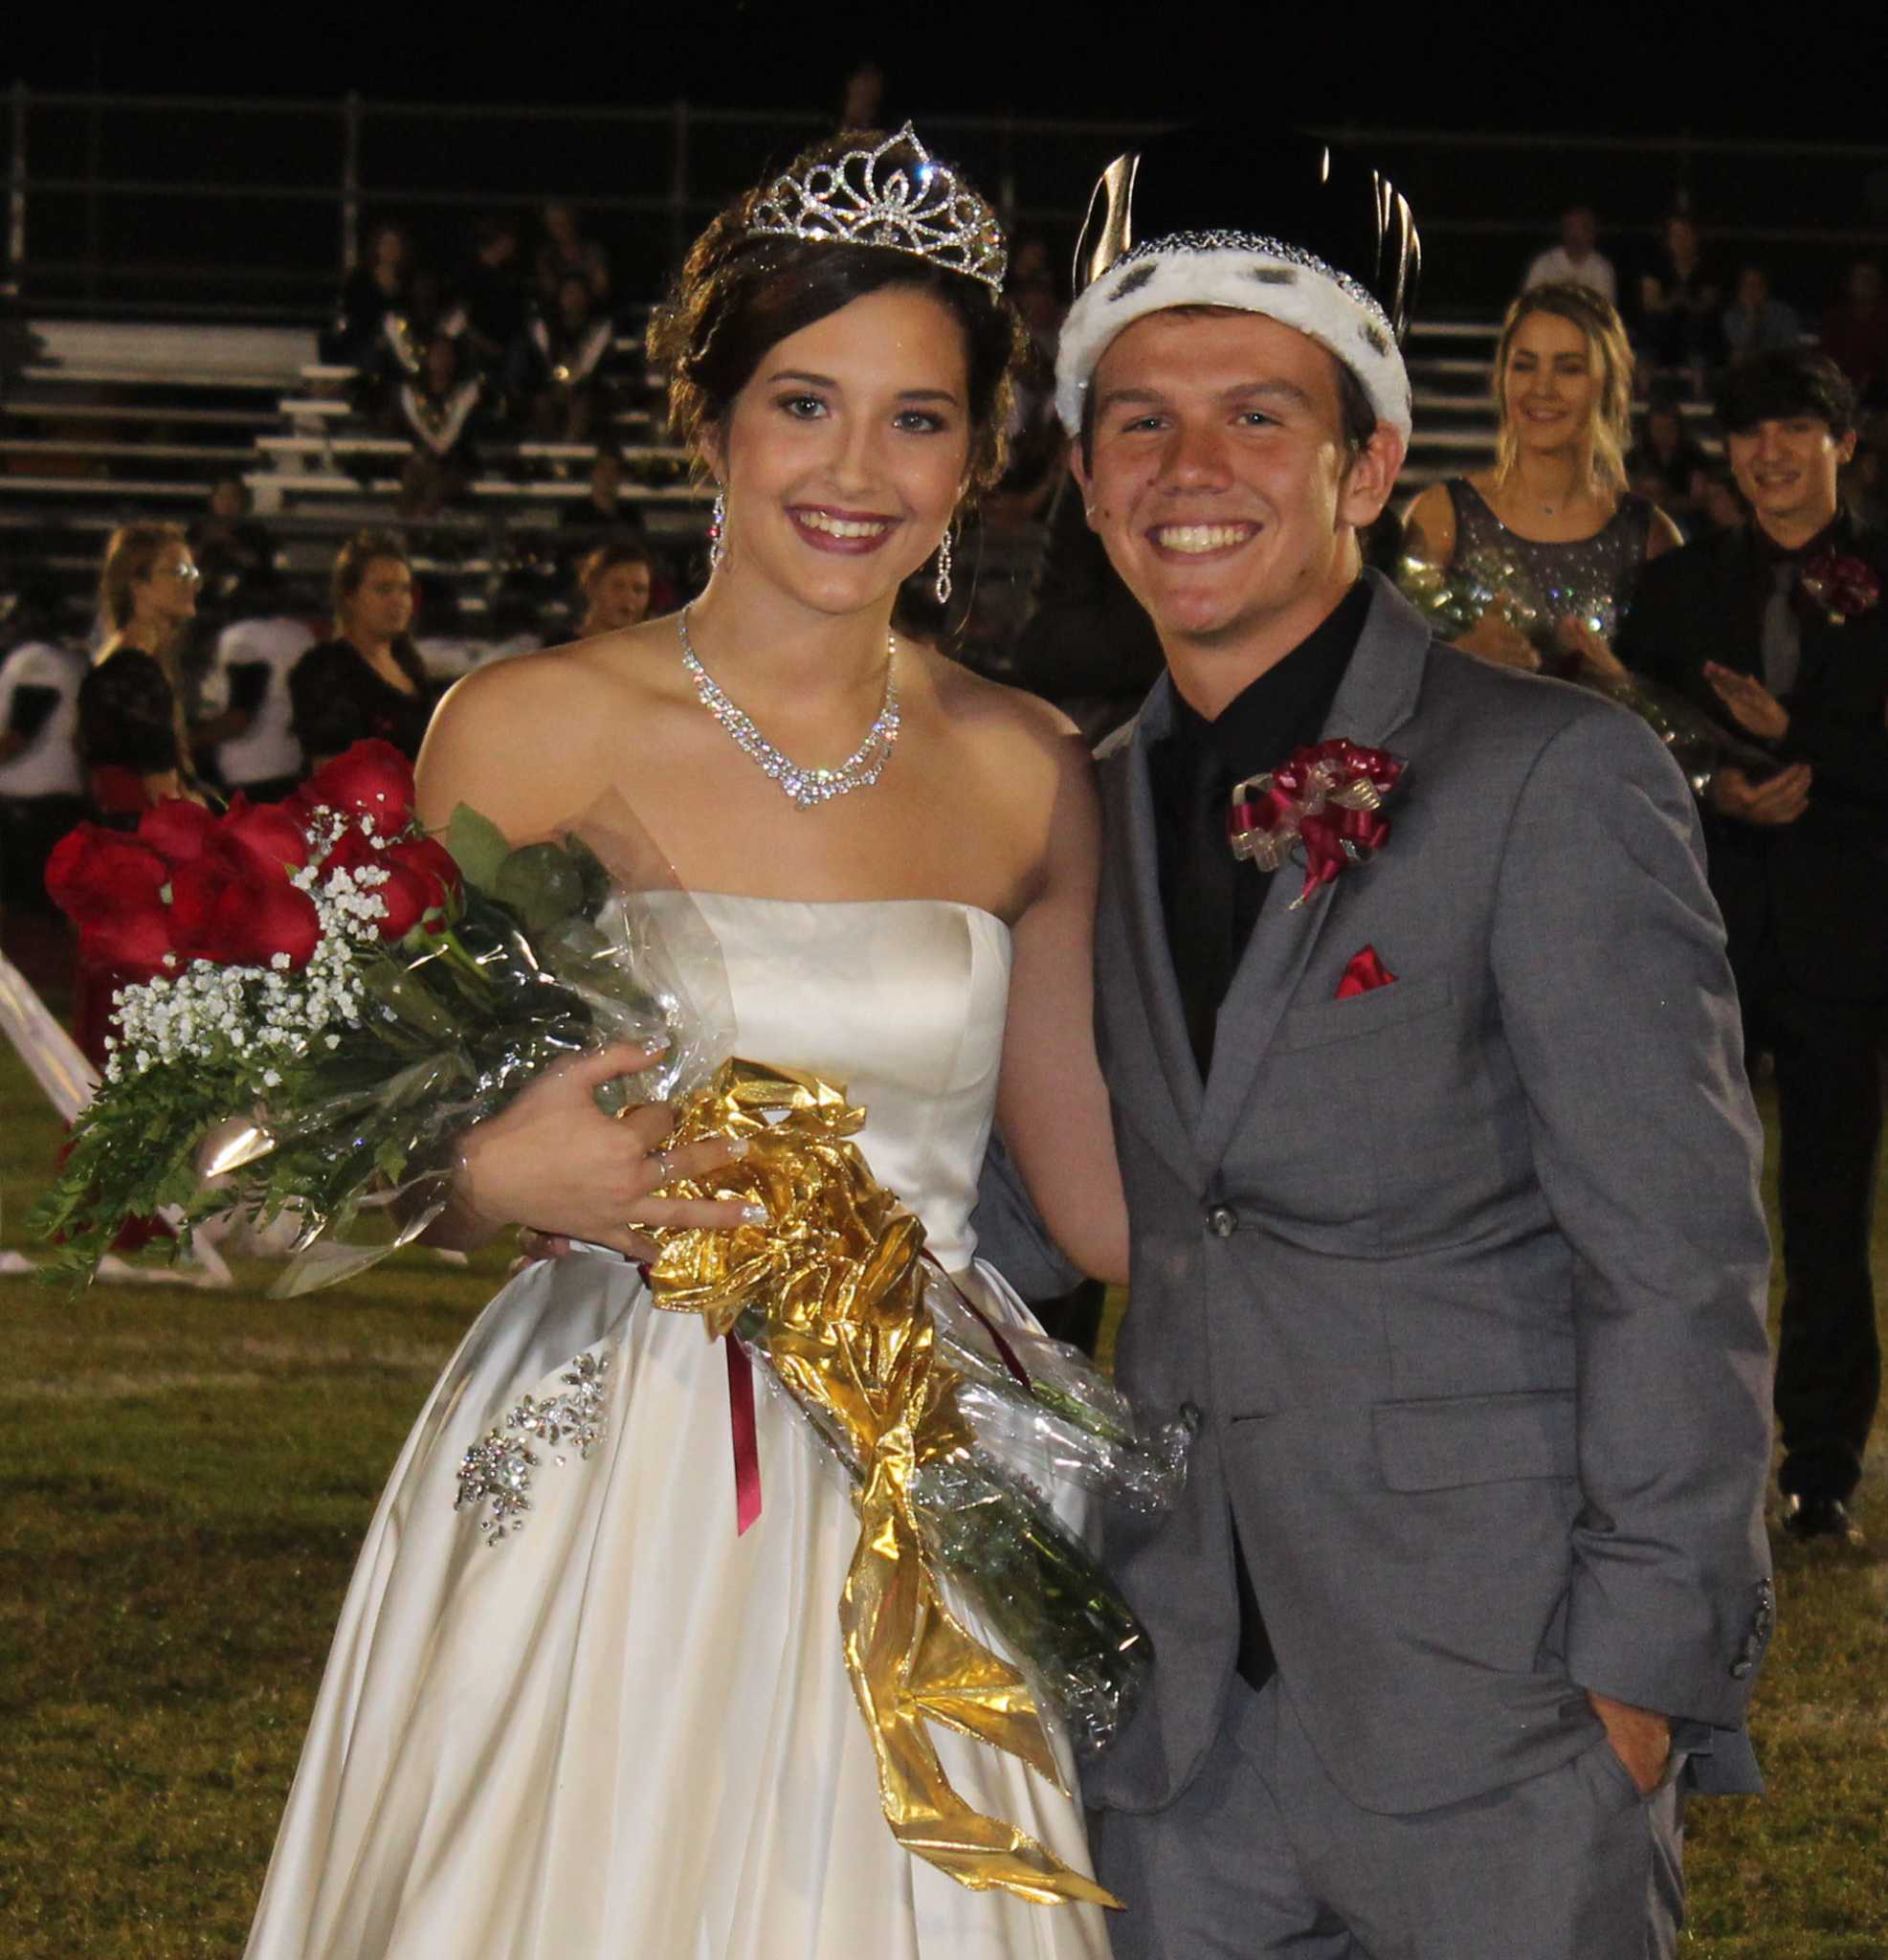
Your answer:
[979,571,1775,1817]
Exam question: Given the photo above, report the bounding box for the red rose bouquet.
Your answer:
[32,741,693,1290]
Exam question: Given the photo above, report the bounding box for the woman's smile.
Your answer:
[788,504,900,552]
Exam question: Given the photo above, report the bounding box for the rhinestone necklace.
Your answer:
[677,606,900,810]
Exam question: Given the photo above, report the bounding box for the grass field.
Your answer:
[1,1039,1884,1956]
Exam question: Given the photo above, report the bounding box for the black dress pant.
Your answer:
[1744,970,1885,1503]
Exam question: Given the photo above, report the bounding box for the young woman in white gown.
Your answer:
[242,130,1129,1960]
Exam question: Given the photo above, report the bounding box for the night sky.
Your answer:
[7,4,1884,141]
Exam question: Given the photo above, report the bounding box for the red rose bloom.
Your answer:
[136,799,219,867]
[170,858,320,969]
[169,852,322,971]
[318,818,382,881]
[299,740,417,837]
[216,793,313,877]
[45,825,169,926]
[374,862,432,940]
[386,834,459,909]
[361,835,458,940]
[83,901,178,979]
[314,821,457,940]
[208,877,322,969]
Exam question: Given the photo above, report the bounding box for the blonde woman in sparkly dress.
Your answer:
[1403,281,1684,676]
[243,130,1125,1960]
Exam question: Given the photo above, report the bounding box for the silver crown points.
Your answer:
[748,123,1008,292]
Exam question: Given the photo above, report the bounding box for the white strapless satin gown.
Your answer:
[244,897,1112,1960]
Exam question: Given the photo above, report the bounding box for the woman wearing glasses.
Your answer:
[78,522,201,822]
[71,522,202,1061]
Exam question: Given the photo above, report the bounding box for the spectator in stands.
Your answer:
[1848,411,1888,531]
[289,530,434,768]
[1006,474,1166,746]
[1522,204,1617,307]
[190,478,275,610]
[191,566,314,803]
[379,268,468,390]
[559,447,641,546]
[483,569,550,663]
[1637,212,1723,379]
[412,579,482,682]
[396,336,484,518]
[838,58,888,130]
[0,572,86,997]
[990,234,1067,523]
[576,538,655,637]
[1403,281,1683,673]
[1696,463,1749,539]
[534,202,611,310]
[72,523,201,1064]
[322,221,412,367]
[1820,258,1888,404]
[512,274,616,443]
[78,522,198,821]
[1626,396,1709,523]
[458,215,527,376]
[1722,264,1803,362]
[1008,233,1065,351]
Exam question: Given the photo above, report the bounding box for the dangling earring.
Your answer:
[708,488,727,572]
[933,525,954,606]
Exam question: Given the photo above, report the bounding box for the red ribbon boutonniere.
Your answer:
[1800,551,1881,627]
[1227,738,1404,907]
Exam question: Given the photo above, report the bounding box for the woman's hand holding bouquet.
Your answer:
[447,1040,758,1259]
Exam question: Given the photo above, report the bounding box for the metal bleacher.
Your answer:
[1,310,1721,641]
[0,317,717,635]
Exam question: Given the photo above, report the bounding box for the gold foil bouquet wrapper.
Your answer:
[643,1057,1188,1909]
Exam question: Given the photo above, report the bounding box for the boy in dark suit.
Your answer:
[1618,348,1888,1548]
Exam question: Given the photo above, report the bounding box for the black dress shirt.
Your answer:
[1145,577,1371,1691]
[1148,579,1371,1076]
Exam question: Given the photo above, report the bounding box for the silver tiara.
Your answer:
[747,123,1008,293]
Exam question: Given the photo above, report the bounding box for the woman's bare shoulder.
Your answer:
[1403,479,1459,562]
[415,624,680,836]
[922,643,1087,760]
[917,646,1099,845]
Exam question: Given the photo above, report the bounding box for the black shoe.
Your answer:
[1781,1493,1866,1548]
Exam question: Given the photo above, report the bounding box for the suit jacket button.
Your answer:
[1206,1203,1239,1238]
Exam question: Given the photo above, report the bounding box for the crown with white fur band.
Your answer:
[1054,229,1413,439]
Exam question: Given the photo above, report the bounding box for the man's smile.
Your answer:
[1146,521,1260,558]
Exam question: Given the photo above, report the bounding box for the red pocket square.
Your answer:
[1336,946,1397,999]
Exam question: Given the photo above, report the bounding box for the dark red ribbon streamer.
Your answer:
[725,1336,763,1537]
[650,1253,1028,1541]
[922,1249,1032,1389]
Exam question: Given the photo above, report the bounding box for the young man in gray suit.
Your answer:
[983,133,1776,1957]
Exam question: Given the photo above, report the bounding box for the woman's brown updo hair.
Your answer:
[649,131,1027,498]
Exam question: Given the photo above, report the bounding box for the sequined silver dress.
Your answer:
[1445,478,1655,657]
